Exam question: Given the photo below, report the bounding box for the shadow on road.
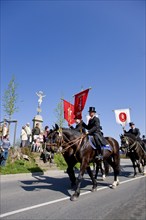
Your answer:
[20,163,143,197]
[20,175,72,196]
[20,172,113,197]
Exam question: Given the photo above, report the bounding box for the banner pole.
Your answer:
[72,87,92,97]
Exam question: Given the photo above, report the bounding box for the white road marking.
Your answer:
[0,175,145,218]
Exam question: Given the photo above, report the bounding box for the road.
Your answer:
[0,159,146,220]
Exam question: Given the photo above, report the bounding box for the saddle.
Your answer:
[88,136,112,152]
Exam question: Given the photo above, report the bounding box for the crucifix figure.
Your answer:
[36,91,46,107]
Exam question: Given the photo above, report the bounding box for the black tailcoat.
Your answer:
[82,116,107,147]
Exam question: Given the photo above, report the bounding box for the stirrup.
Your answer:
[95,154,103,160]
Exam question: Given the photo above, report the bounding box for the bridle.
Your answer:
[121,136,138,152]
[48,130,86,155]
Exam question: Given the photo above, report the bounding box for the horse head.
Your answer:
[120,134,128,146]
[46,125,63,152]
[120,133,137,152]
[48,125,87,155]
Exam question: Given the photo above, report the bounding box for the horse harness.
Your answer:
[123,136,145,153]
[49,130,87,160]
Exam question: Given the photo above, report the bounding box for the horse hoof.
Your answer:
[70,195,78,201]
[111,184,117,189]
[91,187,97,192]
[111,181,119,189]
[102,175,106,181]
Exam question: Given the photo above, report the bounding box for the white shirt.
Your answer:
[21,129,28,141]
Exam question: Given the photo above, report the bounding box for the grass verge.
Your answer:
[0,147,43,175]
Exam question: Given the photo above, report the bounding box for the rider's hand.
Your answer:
[122,128,126,133]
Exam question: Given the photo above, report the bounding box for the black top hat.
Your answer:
[129,122,135,126]
[88,107,96,112]
[74,115,82,120]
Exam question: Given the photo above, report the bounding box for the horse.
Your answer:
[47,124,120,201]
[120,133,146,177]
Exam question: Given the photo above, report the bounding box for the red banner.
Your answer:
[74,88,89,119]
[63,100,75,125]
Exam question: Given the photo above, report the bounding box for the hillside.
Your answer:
[32,152,58,171]
[0,147,59,175]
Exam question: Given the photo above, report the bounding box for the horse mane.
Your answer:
[124,133,137,141]
[62,127,82,136]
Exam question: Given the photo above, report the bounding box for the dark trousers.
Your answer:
[93,133,107,154]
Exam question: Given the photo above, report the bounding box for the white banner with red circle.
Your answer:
[114,108,131,127]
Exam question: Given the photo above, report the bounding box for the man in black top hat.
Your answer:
[124,122,141,139]
[124,122,146,151]
[69,116,86,134]
[82,107,108,160]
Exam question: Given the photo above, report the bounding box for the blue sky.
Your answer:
[1,0,145,144]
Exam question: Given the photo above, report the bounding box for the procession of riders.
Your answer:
[0,107,145,167]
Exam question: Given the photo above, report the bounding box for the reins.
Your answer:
[125,136,145,154]
[60,134,86,154]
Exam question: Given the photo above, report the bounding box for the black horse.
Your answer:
[47,124,120,201]
[120,133,146,177]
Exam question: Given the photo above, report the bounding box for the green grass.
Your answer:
[54,153,68,170]
[0,159,43,175]
[0,147,43,175]
[1,147,126,175]
[54,153,81,170]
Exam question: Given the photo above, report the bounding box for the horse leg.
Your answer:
[136,160,142,173]
[101,161,107,180]
[130,156,137,177]
[143,158,146,175]
[70,160,88,201]
[66,165,77,189]
[104,160,110,176]
[86,166,97,191]
[94,160,100,179]
[92,162,96,177]
[106,155,120,189]
[95,160,106,180]
[140,157,146,175]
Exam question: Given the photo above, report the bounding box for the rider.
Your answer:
[124,122,140,139]
[124,122,145,151]
[82,107,109,160]
[69,116,86,134]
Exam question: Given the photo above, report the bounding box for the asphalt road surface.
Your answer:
[1,159,146,220]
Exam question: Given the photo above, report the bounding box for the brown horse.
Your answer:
[47,124,120,201]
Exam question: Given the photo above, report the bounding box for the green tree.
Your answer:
[2,75,18,120]
[54,100,65,127]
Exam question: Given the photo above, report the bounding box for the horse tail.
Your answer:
[105,137,120,175]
